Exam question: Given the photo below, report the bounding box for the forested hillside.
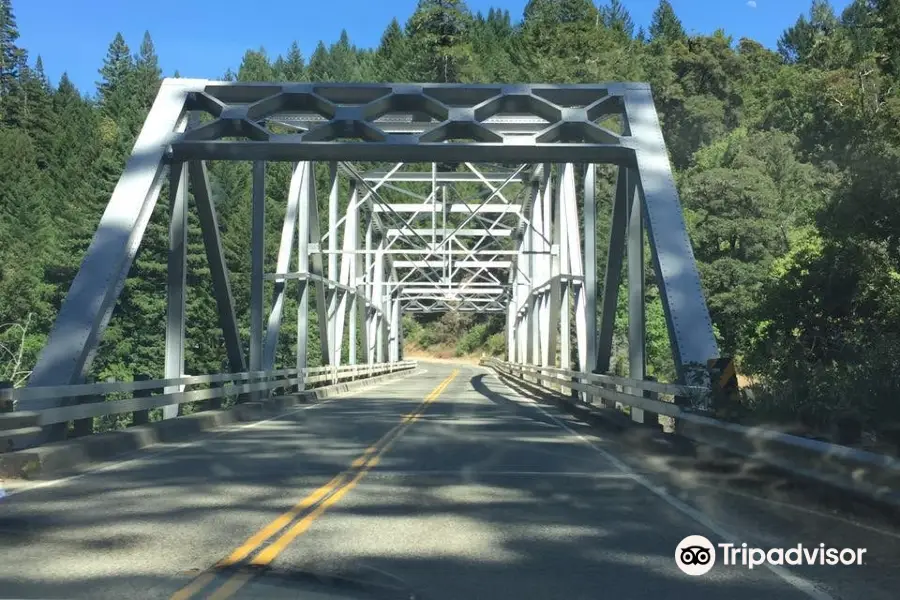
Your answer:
[1,0,898,436]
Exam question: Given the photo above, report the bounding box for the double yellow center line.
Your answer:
[172,369,458,600]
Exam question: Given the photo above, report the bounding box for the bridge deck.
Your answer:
[1,363,897,599]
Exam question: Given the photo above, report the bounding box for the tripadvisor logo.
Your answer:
[675,535,867,575]
[676,535,716,576]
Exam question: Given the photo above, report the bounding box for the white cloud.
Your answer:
[747,0,757,7]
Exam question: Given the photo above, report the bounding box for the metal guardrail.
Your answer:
[0,361,416,430]
[486,359,900,506]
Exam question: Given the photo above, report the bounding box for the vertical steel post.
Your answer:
[163,160,188,419]
[365,226,378,364]
[431,162,438,253]
[374,241,385,364]
[390,286,401,361]
[623,85,718,382]
[348,184,359,365]
[263,161,302,370]
[249,161,266,401]
[627,168,647,421]
[25,79,194,424]
[558,165,570,374]
[583,164,598,392]
[327,162,339,370]
[538,167,553,368]
[296,162,311,391]
[190,161,246,375]
[597,166,629,375]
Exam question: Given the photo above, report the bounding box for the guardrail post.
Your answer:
[0,381,12,413]
[205,380,224,411]
[634,375,661,430]
[71,376,96,438]
[130,374,151,426]
[237,374,253,404]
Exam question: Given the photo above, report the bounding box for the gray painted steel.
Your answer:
[163,161,188,419]
[189,161,246,374]
[25,78,718,443]
[621,85,719,379]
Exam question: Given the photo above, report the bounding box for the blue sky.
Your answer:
[18,0,852,94]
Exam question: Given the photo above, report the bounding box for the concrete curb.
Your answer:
[0,367,416,480]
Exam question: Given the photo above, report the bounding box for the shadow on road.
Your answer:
[0,367,898,600]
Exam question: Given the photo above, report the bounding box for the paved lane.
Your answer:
[0,363,897,599]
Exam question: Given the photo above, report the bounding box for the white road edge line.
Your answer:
[694,481,900,541]
[490,374,836,600]
[486,372,900,540]
[1,368,427,499]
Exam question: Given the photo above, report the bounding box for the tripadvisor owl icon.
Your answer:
[676,535,716,576]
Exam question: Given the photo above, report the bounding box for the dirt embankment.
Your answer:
[403,348,485,366]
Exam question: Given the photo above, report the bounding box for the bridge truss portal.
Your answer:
[23,79,719,420]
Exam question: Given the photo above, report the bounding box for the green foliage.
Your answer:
[485,332,506,357]
[406,0,477,82]
[456,323,489,356]
[649,0,685,43]
[523,0,596,25]
[600,0,635,40]
[0,0,23,99]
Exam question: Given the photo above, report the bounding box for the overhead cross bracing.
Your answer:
[23,79,719,443]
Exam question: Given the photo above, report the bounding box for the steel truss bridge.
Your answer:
[21,79,716,422]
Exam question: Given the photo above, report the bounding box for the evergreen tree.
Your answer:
[275,41,306,81]
[873,0,900,78]
[0,0,22,99]
[523,0,595,24]
[600,0,634,39]
[237,47,275,81]
[777,0,844,68]
[406,0,476,83]
[649,0,686,43]
[11,58,54,164]
[307,41,331,81]
[329,30,363,81]
[375,19,410,82]
[131,31,162,132]
[97,33,134,118]
[0,128,54,370]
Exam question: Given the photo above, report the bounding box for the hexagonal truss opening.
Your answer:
[171,81,635,164]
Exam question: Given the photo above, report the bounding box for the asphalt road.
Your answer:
[0,363,897,600]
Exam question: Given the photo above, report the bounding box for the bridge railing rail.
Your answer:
[0,361,417,430]
[485,358,900,507]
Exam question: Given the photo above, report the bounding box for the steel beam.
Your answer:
[597,167,629,374]
[583,164,598,378]
[189,161,246,374]
[362,171,525,183]
[171,140,632,165]
[249,161,266,399]
[392,260,511,268]
[163,161,188,419]
[24,79,199,417]
[373,204,521,214]
[622,85,718,381]
[627,165,646,420]
[386,228,513,238]
[295,162,311,389]
[263,161,303,370]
